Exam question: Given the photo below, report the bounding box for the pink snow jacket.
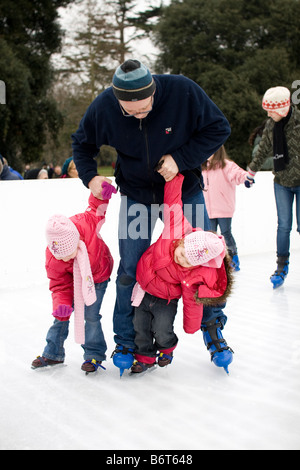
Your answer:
[135,174,230,334]
[202,160,248,218]
[45,193,113,312]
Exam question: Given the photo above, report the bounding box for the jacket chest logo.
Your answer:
[165,127,173,134]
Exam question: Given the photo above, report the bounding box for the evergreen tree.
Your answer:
[0,0,73,170]
[62,0,120,101]
[60,0,159,93]
[49,0,163,167]
[154,0,300,167]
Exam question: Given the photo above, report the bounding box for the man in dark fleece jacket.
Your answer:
[72,59,233,375]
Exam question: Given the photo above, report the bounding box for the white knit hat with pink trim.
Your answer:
[184,231,226,268]
[46,215,80,258]
[262,86,290,117]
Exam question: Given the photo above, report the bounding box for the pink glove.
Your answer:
[52,305,73,322]
[102,181,117,200]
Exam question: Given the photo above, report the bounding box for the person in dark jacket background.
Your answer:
[24,168,48,179]
[0,154,23,180]
[72,59,231,375]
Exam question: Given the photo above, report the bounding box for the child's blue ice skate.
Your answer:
[201,319,234,374]
[111,345,135,377]
[270,258,289,289]
[230,254,240,271]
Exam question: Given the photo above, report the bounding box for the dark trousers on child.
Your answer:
[133,293,178,363]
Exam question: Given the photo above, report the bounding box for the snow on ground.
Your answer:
[0,174,299,451]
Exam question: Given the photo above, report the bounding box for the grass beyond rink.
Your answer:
[98,165,115,177]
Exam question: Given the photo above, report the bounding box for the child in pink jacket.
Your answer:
[31,182,116,374]
[202,145,249,271]
[131,174,233,374]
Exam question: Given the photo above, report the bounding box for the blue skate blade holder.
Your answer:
[113,348,134,378]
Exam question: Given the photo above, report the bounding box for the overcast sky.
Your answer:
[56,0,170,67]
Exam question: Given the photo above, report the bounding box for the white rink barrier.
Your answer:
[0,173,299,287]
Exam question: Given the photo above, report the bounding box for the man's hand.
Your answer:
[156,154,179,182]
[244,168,256,188]
[88,175,113,199]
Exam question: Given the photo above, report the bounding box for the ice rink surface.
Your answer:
[0,176,299,450]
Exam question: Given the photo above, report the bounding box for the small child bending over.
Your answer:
[131,173,233,374]
[31,182,116,374]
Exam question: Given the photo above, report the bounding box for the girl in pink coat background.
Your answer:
[202,145,249,271]
[131,174,233,374]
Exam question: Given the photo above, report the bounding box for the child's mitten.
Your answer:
[52,304,73,321]
[102,181,117,200]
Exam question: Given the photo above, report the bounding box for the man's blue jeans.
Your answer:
[274,182,300,258]
[43,280,109,362]
[113,190,227,349]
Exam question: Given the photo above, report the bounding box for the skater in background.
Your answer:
[202,145,251,271]
[53,165,62,178]
[31,181,116,373]
[246,86,300,289]
[61,156,78,178]
[24,168,48,179]
[71,58,231,376]
[131,173,234,375]
[0,154,23,180]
